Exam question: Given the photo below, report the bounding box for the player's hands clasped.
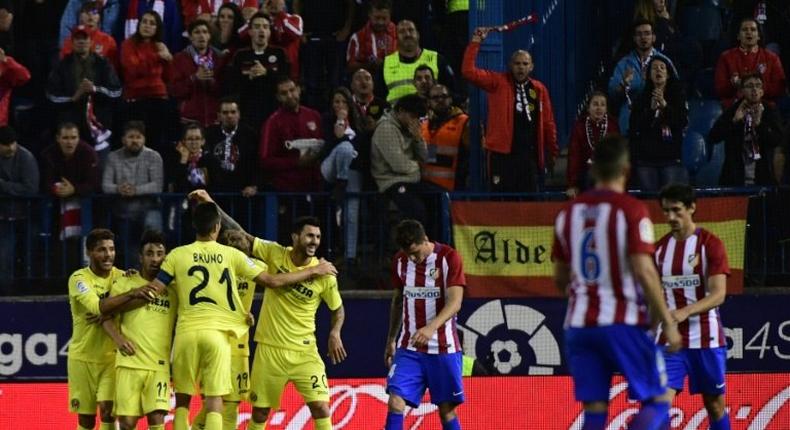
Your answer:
[663,321,682,353]
[410,325,436,348]
[328,331,347,364]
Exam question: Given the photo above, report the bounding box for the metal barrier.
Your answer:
[0,187,788,294]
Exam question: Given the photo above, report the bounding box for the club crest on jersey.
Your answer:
[688,253,700,267]
[429,267,441,280]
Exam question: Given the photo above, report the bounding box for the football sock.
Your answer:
[192,406,207,429]
[149,425,165,430]
[710,413,731,430]
[442,417,461,430]
[582,411,607,430]
[247,419,266,429]
[223,402,240,430]
[314,417,332,430]
[99,423,115,430]
[385,412,404,430]
[205,411,222,430]
[174,407,190,430]
[631,401,670,430]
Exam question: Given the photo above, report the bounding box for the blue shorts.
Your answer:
[565,325,667,402]
[386,349,464,407]
[662,346,726,395]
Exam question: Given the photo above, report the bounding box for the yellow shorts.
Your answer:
[67,358,115,414]
[114,367,170,417]
[249,345,329,409]
[172,330,232,397]
[225,354,251,402]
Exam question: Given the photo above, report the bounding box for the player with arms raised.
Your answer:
[141,202,336,430]
[655,184,731,429]
[384,219,466,430]
[552,136,682,430]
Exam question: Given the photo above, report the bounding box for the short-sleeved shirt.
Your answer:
[553,189,655,329]
[655,228,730,349]
[251,238,342,352]
[68,266,125,363]
[232,258,267,357]
[391,242,466,354]
[112,273,178,371]
[156,240,265,338]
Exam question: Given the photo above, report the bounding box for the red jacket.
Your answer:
[714,47,786,108]
[346,21,397,70]
[566,114,619,189]
[270,11,303,81]
[462,42,558,170]
[120,39,170,100]
[0,57,30,126]
[61,28,119,72]
[169,47,227,126]
[259,106,322,192]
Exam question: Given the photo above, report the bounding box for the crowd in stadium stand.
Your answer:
[0,0,788,287]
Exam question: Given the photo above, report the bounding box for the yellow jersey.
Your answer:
[232,258,267,357]
[252,238,343,352]
[67,266,125,363]
[157,240,265,338]
[112,273,177,372]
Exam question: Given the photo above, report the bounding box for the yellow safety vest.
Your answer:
[447,0,469,14]
[383,49,439,102]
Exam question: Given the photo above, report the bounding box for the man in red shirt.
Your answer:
[346,0,397,73]
[61,1,119,71]
[714,17,786,108]
[265,0,303,82]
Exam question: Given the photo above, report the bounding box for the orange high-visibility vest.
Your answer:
[420,113,468,190]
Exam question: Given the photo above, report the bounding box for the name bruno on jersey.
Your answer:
[193,252,225,264]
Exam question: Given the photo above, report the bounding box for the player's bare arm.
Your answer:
[411,286,463,348]
[554,261,570,296]
[385,288,404,368]
[98,287,152,315]
[630,253,682,352]
[671,274,727,323]
[188,189,255,253]
[328,305,347,364]
[254,259,338,288]
[101,319,136,356]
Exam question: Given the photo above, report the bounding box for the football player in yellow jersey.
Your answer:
[141,202,338,430]
[189,190,348,430]
[67,228,153,430]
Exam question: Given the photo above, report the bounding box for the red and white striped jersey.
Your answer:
[391,242,466,354]
[654,228,729,348]
[553,190,654,329]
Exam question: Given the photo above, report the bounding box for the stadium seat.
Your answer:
[687,97,722,135]
[682,130,708,175]
[693,141,725,186]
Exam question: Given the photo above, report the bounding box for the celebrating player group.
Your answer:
[67,139,730,430]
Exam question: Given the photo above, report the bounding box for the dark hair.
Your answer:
[86,228,115,251]
[394,94,427,116]
[631,18,653,36]
[413,64,435,80]
[192,202,221,236]
[56,122,80,135]
[249,11,271,27]
[132,11,164,43]
[139,229,167,253]
[219,96,240,107]
[215,3,245,46]
[79,1,102,14]
[395,219,427,250]
[740,72,763,88]
[330,86,361,130]
[659,183,696,208]
[123,120,146,136]
[591,135,629,181]
[291,216,321,235]
[188,18,211,35]
[0,126,17,145]
[182,122,205,139]
[370,0,392,12]
[274,75,296,91]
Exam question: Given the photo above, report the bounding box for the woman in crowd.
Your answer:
[566,91,619,197]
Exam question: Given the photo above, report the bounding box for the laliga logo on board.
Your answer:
[458,300,561,375]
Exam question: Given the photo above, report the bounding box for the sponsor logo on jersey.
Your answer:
[661,274,701,289]
[403,286,441,299]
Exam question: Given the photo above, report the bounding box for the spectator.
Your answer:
[0,126,39,288]
[264,0,303,82]
[181,0,257,25]
[47,25,121,154]
[633,0,679,55]
[566,91,619,198]
[120,11,174,158]
[0,47,30,126]
[608,19,676,134]
[172,123,219,192]
[349,68,388,189]
[714,17,786,109]
[629,56,689,190]
[294,0,354,110]
[169,19,228,127]
[212,3,246,56]
[259,77,322,192]
[381,19,455,103]
[371,94,440,232]
[123,0,184,52]
[225,12,290,131]
[59,0,120,49]
[420,83,468,191]
[436,0,470,97]
[346,0,397,77]
[710,73,786,186]
[413,64,435,99]
[61,1,119,70]
[205,98,258,195]
[0,1,11,53]
[463,27,558,193]
[101,121,164,234]
[40,122,100,200]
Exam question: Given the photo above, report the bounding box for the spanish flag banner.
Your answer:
[451,197,748,298]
